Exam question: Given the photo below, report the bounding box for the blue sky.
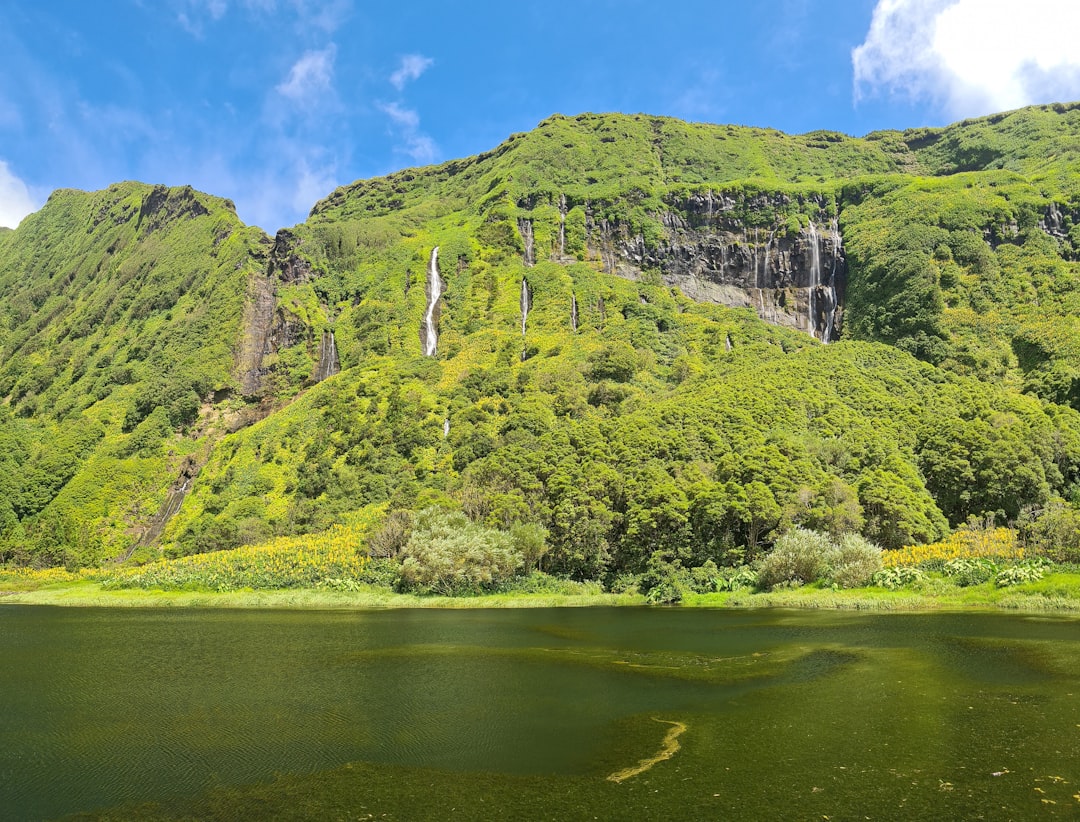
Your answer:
[2,0,1079,231]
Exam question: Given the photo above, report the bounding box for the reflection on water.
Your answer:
[1,607,1078,820]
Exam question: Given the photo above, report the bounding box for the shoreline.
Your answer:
[3,579,1080,613]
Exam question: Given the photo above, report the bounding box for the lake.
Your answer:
[1,606,1078,820]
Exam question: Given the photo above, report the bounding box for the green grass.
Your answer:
[6,573,1080,612]
[0,580,642,609]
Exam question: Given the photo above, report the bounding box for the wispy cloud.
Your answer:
[175,0,228,36]
[668,67,727,122]
[377,102,437,164]
[389,54,433,91]
[292,0,351,33]
[276,46,337,102]
[172,0,350,36]
[379,101,419,131]
[0,160,39,229]
[853,0,1080,117]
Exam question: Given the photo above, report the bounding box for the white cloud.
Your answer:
[376,102,437,164]
[0,160,38,229]
[378,101,419,130]
[853,0,1080,117]
[277,46,336,102]
[389,54,433,91]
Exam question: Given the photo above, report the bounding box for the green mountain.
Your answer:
[2,103,1079,576]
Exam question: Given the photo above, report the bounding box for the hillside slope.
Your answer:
[2,104,1080,574]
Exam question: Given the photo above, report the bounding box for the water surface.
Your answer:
[1,606,1078,820]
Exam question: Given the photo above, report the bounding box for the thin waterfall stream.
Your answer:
[422,247,442,357]
[520,278,530,337]
[808,222,821,340]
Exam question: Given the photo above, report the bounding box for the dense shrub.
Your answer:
[397,507,524,595]
[942,557,999,586]
[828,533,884,588]
[994,560,1048,587]
[715,565,759,591]
[1019,501,1080,564]
[367,509,413,558]
[871,566,926,589]
[756,529,838,590]
[639,556,692,604]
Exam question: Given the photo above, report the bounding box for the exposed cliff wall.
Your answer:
[516,190,846,341]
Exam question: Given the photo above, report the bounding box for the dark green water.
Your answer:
[1,606,1078,820]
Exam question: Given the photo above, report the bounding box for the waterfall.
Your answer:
[422,247,442,357]
[520,278,531,337]
[725,334,733,352]
[315,329,339,381]
[762,228,776,287]
[808,222,822,340]
[824,218,842,343]
[753,228,761,287]
[571,293,578,331]
[443,418,450,438]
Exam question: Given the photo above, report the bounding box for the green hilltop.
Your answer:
[2,103,1079,581]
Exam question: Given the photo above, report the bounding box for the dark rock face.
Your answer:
[237,272,276,397]
[237,230,320,397]
[517,218,535,267]
[134,185,210,234]
[270,228,314,284]
[573,192,846,342]
[137,455,201,548]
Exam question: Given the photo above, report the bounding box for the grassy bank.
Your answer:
[5,575,1080,612]
[0,579,644,609]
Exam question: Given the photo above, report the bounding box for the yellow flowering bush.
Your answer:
[103,522,372,591]
[0,566,101,586]
[883,527,1024,569]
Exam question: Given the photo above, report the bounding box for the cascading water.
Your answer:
[315,329,339,381]
[422,247,442,357]
[571,293,578,331]
[520,278,531,337]
[762,228,777,286]
[808,222,821,340]
[824,218,842,342]
[753,228,761,287]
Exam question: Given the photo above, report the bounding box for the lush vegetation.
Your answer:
[0,183,269,565]
[2,104,1080,600]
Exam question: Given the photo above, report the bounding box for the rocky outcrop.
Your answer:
[571,191,846,341]
[136,455,201,548]
[237,271,276,397]
[269,228,314,284]
[237,230,320,397]
[517,218,535,267]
